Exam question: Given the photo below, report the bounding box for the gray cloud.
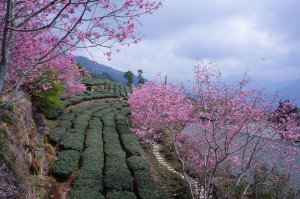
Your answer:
[76,0,300,82]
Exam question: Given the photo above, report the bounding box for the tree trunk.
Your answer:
[0,0,15,93]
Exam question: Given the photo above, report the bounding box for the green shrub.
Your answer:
[72,176,102,192]
[105,162,133,191]
[135,171,168,199]
[89,118,103,129]
[51,150,80,179]
[72,165,103,192]
[115,114,128,126]
[73,115,90,124]
[59,133,84,151]
[32,80,64,119]
[76,166,102,180]
[111,103,124,109]
[104,141,126,159]
[125,87,131,96]
[60,112,76,121]
[93,108,115,117]
[102,119,116,128]
[120,134,143,156]
[57,119,71,128]
[103,132,119,144]
[127,156,150,172]
[49,126,66,144]
[85,131,103,148]
[120,107,131,116]
[82,77,106,86]
[71,123,86,134]
[81,147,104,166]
[116,125,130,134]
[107,191,136,199]
[120,87,127,97]
[68,188,104,199]
[0,112,12,125]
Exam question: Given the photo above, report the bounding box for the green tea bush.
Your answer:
[72,164,103,192]
[103,132,119,144]
[60,112,76,121]
[111,103,124,109]
[104,141,126,159]
[76,167,102,179]
[120,134,142,156]
[51,150,80,178]
[85,131,103,148]
[115,114,128,126]
[72,177,102,192]
[102,120,116,128]
[120,107,131,116]
[57,119,71,128]
[68,188,104,199]
[115,88,120,96]
[116,125,130,134]
[105,161,133,191]
[107,191,136,199]
[93,108,114,117]
[89,118,103,129]
[73,115,90,124]
[109,82,115,89]
[109,89,115,94]
[127,156,150,173]
[49,126,67,144]
[71,123,86,134]
[120,87,127,97]
[59,133,84,151]
[82,77,106,86]
[125,87,131,95]
[135,171,168,199]
[81,147,104,166]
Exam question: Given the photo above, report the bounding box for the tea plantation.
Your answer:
[61,78,132,109]
[49,78,168,199]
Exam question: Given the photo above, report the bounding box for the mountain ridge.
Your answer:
[76,56,139,84]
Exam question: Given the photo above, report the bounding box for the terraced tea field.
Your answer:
[49,78,168,199]
[62,78,132,109]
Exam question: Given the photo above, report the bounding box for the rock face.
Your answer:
[0,91,50,199]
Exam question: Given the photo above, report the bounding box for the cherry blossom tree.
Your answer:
[0,0,162,107]
[128,79,194,142]
[129,62,300,199]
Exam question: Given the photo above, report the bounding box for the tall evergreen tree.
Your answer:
[124,70,134,86]
[138,69,145,84]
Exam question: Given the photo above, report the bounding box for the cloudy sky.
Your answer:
[76,0,300,82]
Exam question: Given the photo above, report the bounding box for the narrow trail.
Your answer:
[152,142,204,199]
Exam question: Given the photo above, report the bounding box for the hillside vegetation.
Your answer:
[48,77,169,199]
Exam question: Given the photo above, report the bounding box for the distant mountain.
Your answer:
[225,75,300,106]
[278,79,300,105]
[76,56,139,84]
[171,74,300,106]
